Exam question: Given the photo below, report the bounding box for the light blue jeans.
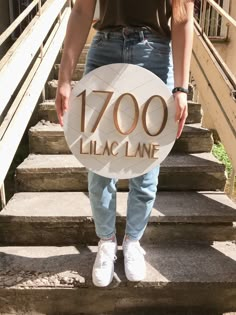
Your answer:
[84,27,174,241]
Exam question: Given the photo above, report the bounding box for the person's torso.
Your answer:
[93,0,172,38]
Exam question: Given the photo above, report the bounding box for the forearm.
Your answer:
[171,2,194,89]
[58,0,96,84]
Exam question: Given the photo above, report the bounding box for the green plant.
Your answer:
[212,142,232,177]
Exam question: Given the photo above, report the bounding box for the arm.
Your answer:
[171,0,194,138]
[55,0,97,126]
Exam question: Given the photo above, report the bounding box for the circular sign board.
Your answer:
[63,63,177,179]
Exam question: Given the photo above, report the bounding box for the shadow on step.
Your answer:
[0,242,236,313]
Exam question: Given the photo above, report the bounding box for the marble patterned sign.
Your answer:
[63,63,177,179]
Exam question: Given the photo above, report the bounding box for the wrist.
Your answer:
[172,86,189,95]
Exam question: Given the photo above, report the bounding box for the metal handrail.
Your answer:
[0,0,72,208]
[206,0,236,29]
[0,0,41,47]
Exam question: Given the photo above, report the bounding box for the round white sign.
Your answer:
[63,63,177,179]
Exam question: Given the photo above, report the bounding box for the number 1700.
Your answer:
[77,90,168,136]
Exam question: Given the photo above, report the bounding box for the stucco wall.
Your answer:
[213,3,236,77]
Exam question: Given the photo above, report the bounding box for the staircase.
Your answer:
[0,44,236,315]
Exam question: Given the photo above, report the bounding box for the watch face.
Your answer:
[64,63,177,179]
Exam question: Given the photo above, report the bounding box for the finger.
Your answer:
[58,113,64,127]
[63,96,69,113]
[176,110,188,139]
[176,118,185,139]
[175,105,182,122]
[55,98,64,127]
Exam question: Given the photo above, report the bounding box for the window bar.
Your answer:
[206,3,211,36]
[200,0,207,34]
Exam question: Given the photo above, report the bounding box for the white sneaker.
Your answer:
[123,238,146,282]
[92,239,117,287]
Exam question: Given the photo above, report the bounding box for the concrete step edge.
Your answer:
[38,100,203,125]
[29,121,211,136]
[16,153,225,173]
[0,242,236,289]
[1,191,235,223]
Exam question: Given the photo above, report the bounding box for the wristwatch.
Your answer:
[172,87,189,94]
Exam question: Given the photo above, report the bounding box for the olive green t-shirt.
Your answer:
[93,0,172,38]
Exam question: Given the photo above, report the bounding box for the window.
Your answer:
[194,0,230,39]
[9,0,47,39]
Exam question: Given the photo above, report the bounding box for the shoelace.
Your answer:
[97,243,117,268]
[124,243,146,262]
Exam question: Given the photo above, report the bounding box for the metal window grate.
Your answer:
[194,0,230,39]
[8,0,46,39]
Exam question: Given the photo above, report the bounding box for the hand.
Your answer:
[174,92,188,139]
[55,82,71,126]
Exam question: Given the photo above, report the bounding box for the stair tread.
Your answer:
[1,191,236,222]
[38,99,202,125]
[55,63,85,68]
[39,99,202,107]
[30,121,211,137]
[0,242,236,289]
[16,153,224,172]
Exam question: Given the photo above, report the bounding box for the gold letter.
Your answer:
[151,144,160,159]
[80,138,89,154]
[93,141,102,155]
[77,90,86,132]
[142,95,168,136]
[134,143,143,158]
[102,141,111,156]
[125,141,136,157]
[142,143,151,158]
[91,91,114,132]
[113,93,139,135]
[111,141,118,156]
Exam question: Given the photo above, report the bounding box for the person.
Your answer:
[55,0,195,287]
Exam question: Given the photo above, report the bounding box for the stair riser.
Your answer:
[56,52,88,65]
[53,67,196,102]
[0,286,235,314]
[15,171,226,192]
[57,48,89,63]
[46,82,195,102]
[54,64,85,80]
[38,102,202,125]
[28,133,213,155]
[0,221,235,246]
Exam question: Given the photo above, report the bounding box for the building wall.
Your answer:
[200,1,236,131]
[0,1,11,59]
[213,2,236,76]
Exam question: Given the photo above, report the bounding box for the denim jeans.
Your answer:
[84,27,174,241]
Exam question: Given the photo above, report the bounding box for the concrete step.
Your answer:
[46,79,77,99]
[1,191,236,245]
[28,121,213,155]
[54,63,85,81]
[46,79,196,106]
[38,99,202,125]
[0,242,236,314]
[53,65,198,101]
[57,44,90,63]
[15,153,226,192]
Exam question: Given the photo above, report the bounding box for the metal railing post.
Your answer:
[200,0,207,34]
[38,0,46,101]
[229,169,236,198]
[0,183,6,209]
